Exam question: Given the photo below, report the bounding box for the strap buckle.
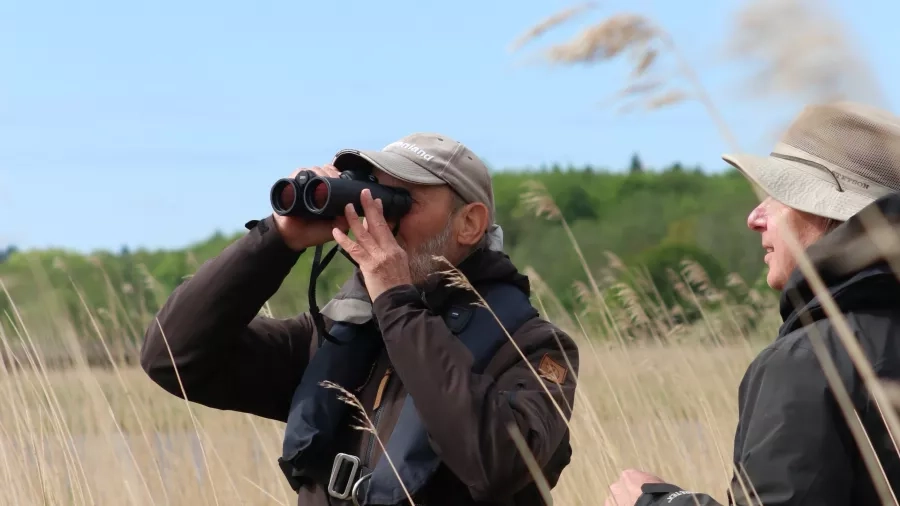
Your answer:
[328,453,361,500]
[351,473,372,506]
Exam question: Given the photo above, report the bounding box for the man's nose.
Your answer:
[747,204,767,232]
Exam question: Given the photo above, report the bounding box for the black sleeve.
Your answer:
[640,337,854,506]
[636,483,722,506]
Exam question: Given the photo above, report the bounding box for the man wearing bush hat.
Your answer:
[606,101,900,506]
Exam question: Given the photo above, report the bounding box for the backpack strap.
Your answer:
[359,282,539,505]
[278,321,383,491]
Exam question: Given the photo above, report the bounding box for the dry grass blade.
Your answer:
[540,13,658,64]
[514,5,742,153]
[630,47,658,78]
[787,289,898,506]
[1,240,781,505]
[520,180,562,221]
[319,381,414,506]
[153,317,221,506]
[435,257,575,430]
[725,0,886,107]
[643,90,689,110]
[508,424,554,505]
[777,212,900,503]
[508,2,598,52]
[0,279,96,506]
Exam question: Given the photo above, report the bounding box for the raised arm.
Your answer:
[140,215,316,422]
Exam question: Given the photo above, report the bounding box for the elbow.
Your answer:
[469,428,572,502]
[467,467,528,504]
[462,446,531,502]
[139,317,186,398]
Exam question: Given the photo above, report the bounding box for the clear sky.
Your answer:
[2,0,897,253]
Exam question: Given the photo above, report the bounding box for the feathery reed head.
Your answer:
[724,0,887,138]
[514,8,691,115]
[509,2,598,52]
[521,180,562,220]
[320,381,375,434]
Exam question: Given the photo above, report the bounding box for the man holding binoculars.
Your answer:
[140,132,579,506]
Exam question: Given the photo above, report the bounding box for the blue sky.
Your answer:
[2,0,896,253]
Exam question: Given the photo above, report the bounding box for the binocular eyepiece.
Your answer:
[270,168,413,220]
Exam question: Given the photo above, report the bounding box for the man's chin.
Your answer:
[408,258,444,287]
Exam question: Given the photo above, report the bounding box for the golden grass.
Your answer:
[0,334,761,506]
[0,171,785,505]
[2,2,897,505]
[512,4,900,503]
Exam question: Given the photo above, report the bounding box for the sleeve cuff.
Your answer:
[243,215,306,263]
[372,284,421,312]
[636,483,697,506]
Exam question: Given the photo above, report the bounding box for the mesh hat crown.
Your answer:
[332,132,495,223]
[723,101,900,221]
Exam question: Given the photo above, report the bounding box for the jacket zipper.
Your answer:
[363,367,393,467]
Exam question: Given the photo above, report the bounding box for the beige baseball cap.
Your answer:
[723,101,900,221]
[331,132,496,224]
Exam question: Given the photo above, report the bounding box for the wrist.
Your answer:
[373,284,420,310]
[244,215,307,263]
[271,213,312,251]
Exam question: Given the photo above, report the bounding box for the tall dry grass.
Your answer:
[0,170,787,506]
[0,251,775,506]
[2,1,898,505]
[510,1,900,504]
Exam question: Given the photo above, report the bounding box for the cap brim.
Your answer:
[335,150,445,186]
[723,152,874,222]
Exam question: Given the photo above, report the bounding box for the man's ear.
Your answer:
[455,202,490,247]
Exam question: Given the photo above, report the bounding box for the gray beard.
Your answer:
[406,219,455,285]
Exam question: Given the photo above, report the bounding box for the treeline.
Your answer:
[0,161,774,361]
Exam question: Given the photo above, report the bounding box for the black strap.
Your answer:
[358,282,539,505]
[307,221,400,347]
[308,242,349,346]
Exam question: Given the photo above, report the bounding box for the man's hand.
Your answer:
[272,165,350,251]
[604,469,665,506]
[332,188,413,302]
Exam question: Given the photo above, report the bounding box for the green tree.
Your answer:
[629,153,644,173]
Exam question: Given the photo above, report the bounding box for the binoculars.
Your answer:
[270,168,413,221]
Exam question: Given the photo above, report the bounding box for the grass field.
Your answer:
[0,337,772,506]
[0,239,785,506]
[0,181,793,506]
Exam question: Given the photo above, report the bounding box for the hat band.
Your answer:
[769,142,895,199]
[769,152,846,192]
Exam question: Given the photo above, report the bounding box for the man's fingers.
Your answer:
[288,165,340,179]
[333,216,350,234]
[359,189,393,243]
[344,203,377,251]
[333,228,368,262]
[323,164,341,178]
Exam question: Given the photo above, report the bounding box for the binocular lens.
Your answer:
[303,179,330,213]
[270,169,412,219]
[271,178,298,214]
[313,181,328,209]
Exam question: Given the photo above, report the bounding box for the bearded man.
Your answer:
[140,133,579,506]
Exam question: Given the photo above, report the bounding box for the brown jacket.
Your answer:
[140,215,579,506]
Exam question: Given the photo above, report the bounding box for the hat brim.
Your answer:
[723,152,874,222]
[336,150,446,186]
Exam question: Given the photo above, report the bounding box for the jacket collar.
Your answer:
[779,192,900,335]
[320,247,530,325]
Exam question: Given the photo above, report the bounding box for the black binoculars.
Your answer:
[270,168,413,220]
